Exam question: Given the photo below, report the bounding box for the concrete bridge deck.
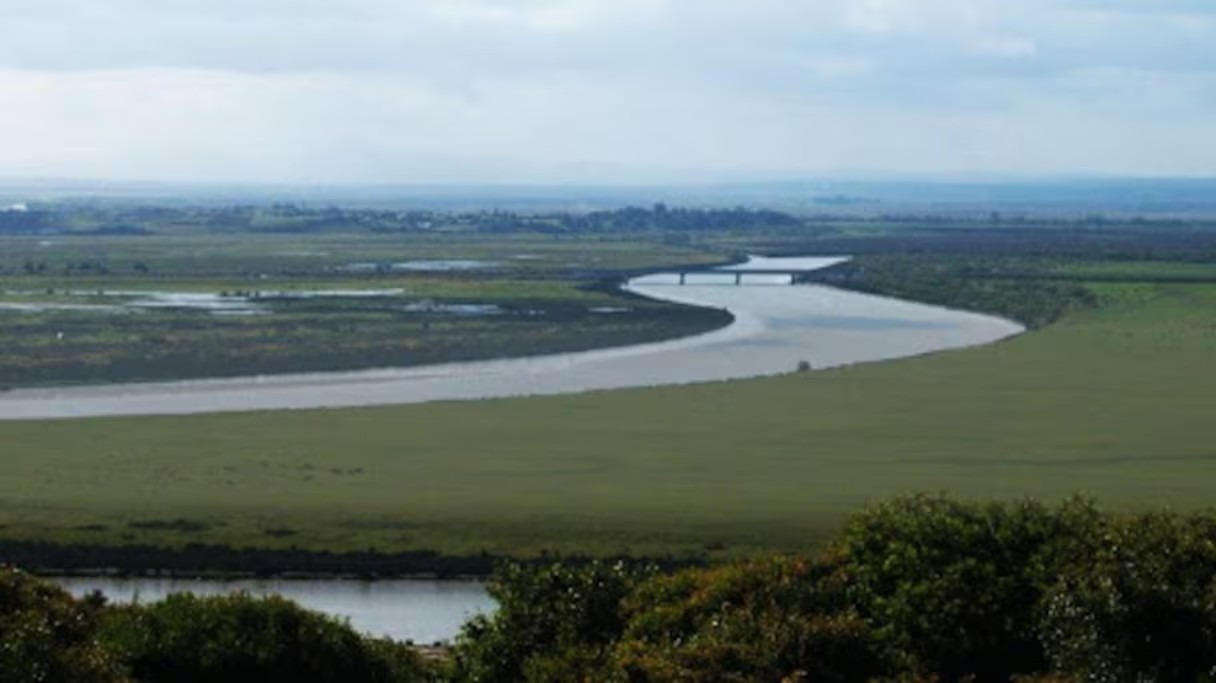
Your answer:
[670,270,799,285]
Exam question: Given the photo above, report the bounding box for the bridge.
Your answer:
[605,256,850,287]
[671,269,801,285]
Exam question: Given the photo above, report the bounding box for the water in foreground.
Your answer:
[0,256,1024,419]
[53,577,494,643]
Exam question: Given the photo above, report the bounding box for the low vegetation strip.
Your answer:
[0,539,499,579]
[807,254,1099,328]
[6,496,1216,681]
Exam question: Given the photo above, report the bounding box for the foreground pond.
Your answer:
[0,256,1024,419]
[53,577,494,643]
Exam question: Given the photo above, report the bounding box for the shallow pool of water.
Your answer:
[52,577,494,643]
[343,260,501,273]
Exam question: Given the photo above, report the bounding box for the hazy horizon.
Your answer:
[2,1,1214,185]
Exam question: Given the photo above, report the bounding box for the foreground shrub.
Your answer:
[99,592,432,683]
[1038,511,1216,682]
[613,557,884,682]
[0,566,125,683]
[828,495,1106,680]
[451,561,654,682]
[449,498,1216,681]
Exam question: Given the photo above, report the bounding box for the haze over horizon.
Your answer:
[1,0,1214,185]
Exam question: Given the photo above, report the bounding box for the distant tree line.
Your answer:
[8,201,1216,237]
[0,208,52,234]
[545,205,803,234]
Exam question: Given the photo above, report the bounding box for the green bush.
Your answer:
[99,592,432,683]
[446,498,1216,681]
[0,566,126,683]
[828,495,1106,680]
[1038,511,1216,682]
[451,561,653,682]
[612,557,884,682]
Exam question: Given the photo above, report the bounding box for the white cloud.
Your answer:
[0,0,1212,182]
[424,0,671,32]
[973,37,1039,59]
[842,0,986,35]
[796,56,876,79]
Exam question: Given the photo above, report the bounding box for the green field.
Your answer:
[0,232,721,278]
[2,279,1213,562]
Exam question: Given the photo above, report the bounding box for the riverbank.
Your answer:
[3,537,699,581]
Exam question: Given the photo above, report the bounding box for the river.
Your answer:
[0,256,1024,419]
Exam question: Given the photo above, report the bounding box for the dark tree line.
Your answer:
[0,209,52,234]
[9,200,1216,238]
[548,205,803,234]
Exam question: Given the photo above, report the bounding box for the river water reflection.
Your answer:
[53,577,494,643]
[0,256,1024,419]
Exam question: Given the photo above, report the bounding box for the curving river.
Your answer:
[34,256,1026,640]
[0,256,1024,420]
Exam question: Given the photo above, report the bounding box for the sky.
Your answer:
[0,0,1214,184]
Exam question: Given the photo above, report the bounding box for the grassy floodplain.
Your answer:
[1,276,1214,562]
[0,232,729,387]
